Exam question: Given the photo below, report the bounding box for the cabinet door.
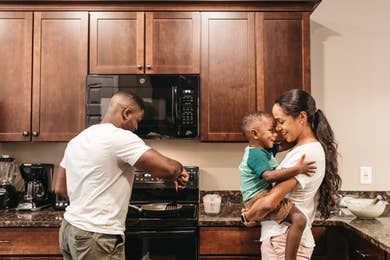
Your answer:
[145,12,200,74]
[199,227,261,256]
[0,12,32,141]
[90,12,144,74]
[32,12,88,141]
[0,228,61,256]
[256,12,311,113]
[200,12,256,141]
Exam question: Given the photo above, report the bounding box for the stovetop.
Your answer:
[126,166,199,229]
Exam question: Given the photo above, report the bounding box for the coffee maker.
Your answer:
[16,163,54,211]
[0,155,20,209]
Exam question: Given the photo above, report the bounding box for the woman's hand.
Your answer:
[241,208,257,227]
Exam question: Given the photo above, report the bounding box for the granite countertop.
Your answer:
[199,201,390,254]
[1,191,389,254]
[0,208,63,228]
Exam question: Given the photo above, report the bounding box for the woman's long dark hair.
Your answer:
[275,89,341,219]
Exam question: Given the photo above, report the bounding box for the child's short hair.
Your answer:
[241,111,273,135]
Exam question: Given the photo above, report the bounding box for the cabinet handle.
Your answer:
[253,239,261,244]
[146,64,152,69]
[137,64,142,69]
[0,240,10,243]
[355,249,370,258]
[22,131,29,137]
[32,131,39,137]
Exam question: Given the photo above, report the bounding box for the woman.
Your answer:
[243,89,341,259]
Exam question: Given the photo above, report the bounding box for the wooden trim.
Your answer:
[255,12,264,111]
[0,3,320,12]
[302,11,311,93]
[32,11,42,138]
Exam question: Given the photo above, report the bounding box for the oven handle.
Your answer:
[126,230,196,238]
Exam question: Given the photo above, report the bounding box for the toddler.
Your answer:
[239,111,316,260]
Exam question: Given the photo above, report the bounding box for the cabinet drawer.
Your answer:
[200,227,261,255]
[0,228,61,255]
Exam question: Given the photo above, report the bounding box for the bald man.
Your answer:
[55,91,189,260]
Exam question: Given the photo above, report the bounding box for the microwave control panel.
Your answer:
[179,88,196,126]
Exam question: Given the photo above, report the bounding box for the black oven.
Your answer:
[125,166,199,260]
[86,75,199,138]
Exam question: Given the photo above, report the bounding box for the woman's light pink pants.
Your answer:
[261,232,314,259]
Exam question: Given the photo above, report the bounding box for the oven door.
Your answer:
[125,228,198,260]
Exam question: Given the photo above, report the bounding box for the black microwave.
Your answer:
[86,75,199,138]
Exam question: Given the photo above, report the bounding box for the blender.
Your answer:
[0,155,20,209]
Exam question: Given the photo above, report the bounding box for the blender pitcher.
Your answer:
[0,155,20,209]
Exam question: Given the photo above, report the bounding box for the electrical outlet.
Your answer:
[360,166,372,184]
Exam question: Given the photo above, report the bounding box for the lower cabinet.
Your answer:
[199,226,388,259]
[199,227,261,259]
[0,228,62,259]
[346,229,387,260]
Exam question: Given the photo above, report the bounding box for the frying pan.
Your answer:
[128,203,183,217]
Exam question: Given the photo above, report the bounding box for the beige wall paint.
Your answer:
[1,0,389,191]
[311,0,390,190]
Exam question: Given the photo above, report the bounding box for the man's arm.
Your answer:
[134,148,189,188]
[54,166,68,198]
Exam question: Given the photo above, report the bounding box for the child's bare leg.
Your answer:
[284,206,306,260]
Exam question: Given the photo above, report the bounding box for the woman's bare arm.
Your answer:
[244,178,298,222]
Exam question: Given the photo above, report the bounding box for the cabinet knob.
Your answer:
[32,131,39,137]
[137,64,142,69]
[146,64,152,69]
[22,131,29,137]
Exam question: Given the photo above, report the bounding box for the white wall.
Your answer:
[310,0,390,190]
[1,0,389,191]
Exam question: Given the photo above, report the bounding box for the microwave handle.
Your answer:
[171,85,178,124]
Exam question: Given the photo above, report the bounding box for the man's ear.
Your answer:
[122,107,132,119]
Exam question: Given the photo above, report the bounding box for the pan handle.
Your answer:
[128,204,142,213]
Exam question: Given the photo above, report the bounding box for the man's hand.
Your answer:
[296,154,316,176]
[174,168,189,191]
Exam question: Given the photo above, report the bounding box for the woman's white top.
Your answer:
[260,142,326,247]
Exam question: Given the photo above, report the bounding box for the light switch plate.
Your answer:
[360,166,372,184]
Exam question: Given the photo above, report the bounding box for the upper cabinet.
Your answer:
[0,12,32,141]
[256,12,311,113]
[200,12,256,141]
[0,11,88,141]
[200,11,311,141]
[89,12,200,74]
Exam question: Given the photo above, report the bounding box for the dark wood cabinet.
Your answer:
[346,229,386,260]
[256,12,311,113]
[200,12,256,141]
[199,227,261,258]
[32,12,88,141]
[0,228,62,258]
[90,11,200,74]
[0,11,87,142]
[200,11,311,141]
[0,12,33,141]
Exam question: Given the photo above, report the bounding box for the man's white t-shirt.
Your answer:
[260,142,326,248]
[60,123,150,235]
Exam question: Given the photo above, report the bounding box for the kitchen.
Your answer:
[0,0,389,259]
